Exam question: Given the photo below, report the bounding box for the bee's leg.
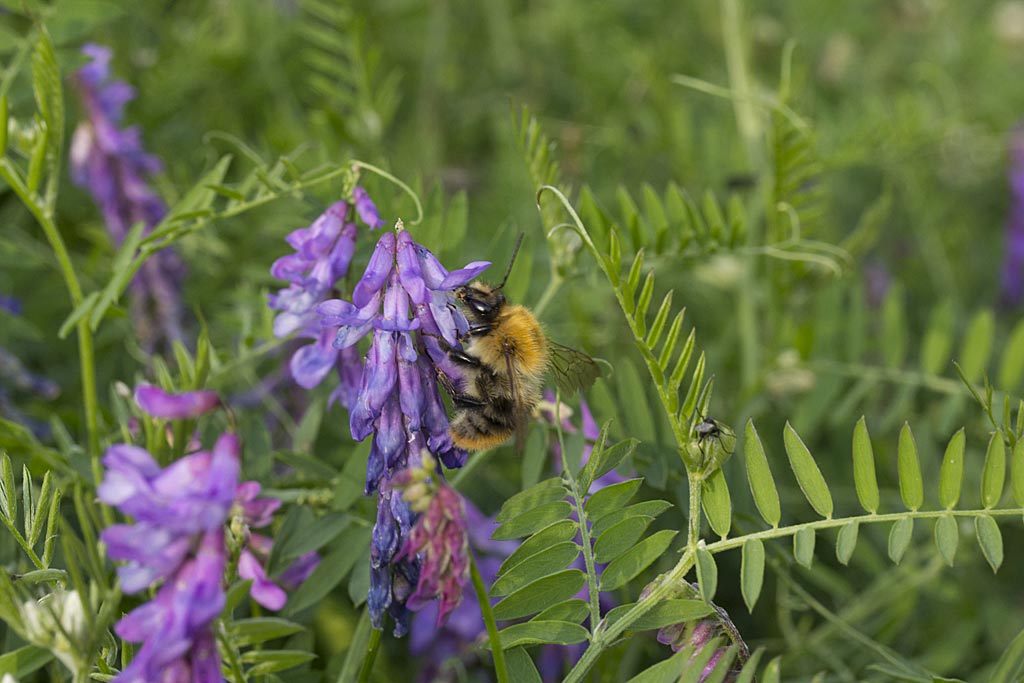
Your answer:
[460,324,493,341]
[427,333,484,368]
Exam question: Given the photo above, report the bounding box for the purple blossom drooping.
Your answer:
[318,222,490,635]
[134,384,220,420]
[268,192,384,406]
[390,453,471,626]
[70,44,186,352]
[99,386,310,680]
[99,434,239,682]
[1002,126,1024,307]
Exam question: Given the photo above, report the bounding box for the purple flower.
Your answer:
[319,224,488,635]
[1002,126,1024,306]
[99,433,240,682]
[390,457,471,626]
[326,226,490,488]
[268,191,380,404]
[71,44,186,352]
[134,384,220,419]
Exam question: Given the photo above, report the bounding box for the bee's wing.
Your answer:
[547,341,602,396]
[503,347,532,453]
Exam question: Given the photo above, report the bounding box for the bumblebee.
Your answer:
[439,235,600,450]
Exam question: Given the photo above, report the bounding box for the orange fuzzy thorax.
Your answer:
[465,305,549,378]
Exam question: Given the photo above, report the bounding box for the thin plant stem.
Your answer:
[0,160,102,486]
[687,471,702,549]
[470,552,509,683]
[532,273,563,317]
[357,627,383,683]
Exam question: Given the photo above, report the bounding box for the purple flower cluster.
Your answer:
[268,194,381,406]
[71,44,185,352]
[317,224,489,634]
[389,454,471,626]
[99,435,238,682]
[99,386,307,681]
[1002,126,1024,306]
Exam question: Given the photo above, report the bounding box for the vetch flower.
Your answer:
[324,223,490,488]
[134,384,220,419]
[389,453,471,626]
[71,44,186,352]
[320,221,488,635]
[99,432,239,682]
[268,192,381,403]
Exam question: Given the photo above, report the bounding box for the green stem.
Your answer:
[532,273,563,318]
[470,552,509,683]
[567,473,602,631]
[357,627,383,683]
[0,160,101,483]
[686,471,703,549]
[564,547,696,683]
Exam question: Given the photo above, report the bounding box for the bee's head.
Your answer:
[455,282,505,323]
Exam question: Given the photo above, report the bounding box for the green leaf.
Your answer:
[793,527,815,568]
[490,542,580,597]
[744,421,781,526]
[271,510,349,571]
[897,423,924,511]
[976,515,1003,573]
[505,647,543,683]
[0,453,14,522]
[228,617,305,647]
[701,468,732,538]
[492,501,572,541]
[495,621,589,649]
[594,516,653,564]
[583,478,643,521]
[493,570,586,621]
[496,477,568,523]
[635,272,656,334]
[1013,438,1024,506]
[695,545,717,602]
[920,301,955,375]
[347,555,370,607]
[836,521,859,565]
[0,645,52,677]
[982,431,1006,509]
[988,623,1024,683]
[599,529,678,591]
[646,290,674,349]
[959,309,995,383]
[852,417,879,514]
[242,650,317,675]
[499,520,579,574]
[783,423,833,518]
[881,285,907,368]
[579,436,639,493]
[938,428,966,510]
[534,599,589,624]
[286,527,370,615]
[934,514,958,566]
[625,649,694,683]
[58,291,99,339]
[604,599,713,630]
[591,500,672,537]
[741,538,765,612]
[763,656,783,683]
[999,319,1024,390]
[624,249,645,310]
[888,517,913,565]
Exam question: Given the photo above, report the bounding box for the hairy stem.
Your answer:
[687,470,703,549]
[567,472,602,631]
[470,554,509,683]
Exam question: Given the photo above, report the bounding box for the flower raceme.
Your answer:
[315,222,489,634]
[389,454,471,627]
[98,385,310,681]
[267,190,387,406]
[70,44,186,352]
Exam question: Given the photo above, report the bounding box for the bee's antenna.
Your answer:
[496,232,526,290]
